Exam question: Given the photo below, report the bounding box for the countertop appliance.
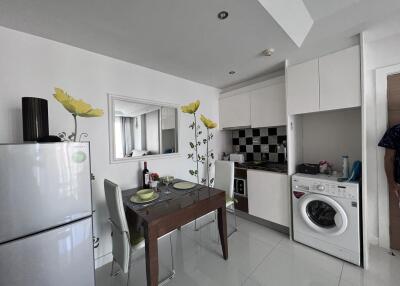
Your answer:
[229,153,245,164]
[234,167,247,197]
[292,173,361,265]
[0,143,95,286]
[296,163,319,175]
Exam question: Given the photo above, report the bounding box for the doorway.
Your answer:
[387,73,400,250]
[376,65,400,250]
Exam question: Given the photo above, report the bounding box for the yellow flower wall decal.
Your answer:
[200,114,217,129]
[53,88,104,117]
[181,100,200,114]
[53,87,104,141]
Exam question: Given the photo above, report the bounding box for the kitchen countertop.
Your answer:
[235,161,288,174]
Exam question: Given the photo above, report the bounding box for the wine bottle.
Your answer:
[142,161,150,188]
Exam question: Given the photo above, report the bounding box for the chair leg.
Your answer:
[226,206,238,238]
[110,259,115,276]
[122,234,175,286]
[231,207,238,236]
[110,258,121,277]
[214,206,238,244]
[126,247,133,286]
[194,213,215,231]
[158,234,176,286]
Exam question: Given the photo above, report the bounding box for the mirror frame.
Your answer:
[108,93,181,164]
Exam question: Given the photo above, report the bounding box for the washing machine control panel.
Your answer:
[293,175,359,200]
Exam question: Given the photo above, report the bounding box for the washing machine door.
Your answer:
[299,194,348,236]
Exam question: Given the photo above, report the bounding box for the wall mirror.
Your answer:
[108,94,179,162]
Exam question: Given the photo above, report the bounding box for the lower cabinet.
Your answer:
[247,170,289,227]
[234,195,248,213]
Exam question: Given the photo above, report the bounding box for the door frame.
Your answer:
[375,63,400,249]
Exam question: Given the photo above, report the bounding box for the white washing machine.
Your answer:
[292,174,361,265]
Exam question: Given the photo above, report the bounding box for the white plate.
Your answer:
[173,181,196,190]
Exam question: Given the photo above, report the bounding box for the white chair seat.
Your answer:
[226,200,234,208]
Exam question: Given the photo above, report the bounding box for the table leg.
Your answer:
[217,205,228,259]
[144,225,159,286]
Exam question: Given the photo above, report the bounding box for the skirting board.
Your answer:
[95,252,113,269]
[236,210,290,235]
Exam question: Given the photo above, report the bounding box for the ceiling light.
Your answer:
[217,11,229,20]
[228,71,236,75]
[262,48,275,56]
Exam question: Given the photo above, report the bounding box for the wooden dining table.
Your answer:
[122,181,228,286]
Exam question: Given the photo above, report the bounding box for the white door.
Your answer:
[250,82,286,128]
[286,59,320,115]
[298,194,348,235]
[219,93,251,129]
[319,45,361,111]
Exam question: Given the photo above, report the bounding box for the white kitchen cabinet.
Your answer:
[250,82,286,128]
[247,170,289,227]
[286,46,361,115]
[286,59,320,115]
[219,93,251,129]
[319,46,361,111]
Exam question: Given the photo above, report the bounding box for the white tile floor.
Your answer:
[96,213,400,286]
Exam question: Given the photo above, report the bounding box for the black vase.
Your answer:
[22,97,49,142]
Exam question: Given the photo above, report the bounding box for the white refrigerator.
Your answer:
[0,142,95,286]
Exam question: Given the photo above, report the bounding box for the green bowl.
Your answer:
[136,189,155,200]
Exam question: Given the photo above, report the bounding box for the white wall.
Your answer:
[362,17,400,245]
[300,108,362,171]
[0,26,230,267]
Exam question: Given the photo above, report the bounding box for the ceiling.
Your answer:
[0,0,399,89]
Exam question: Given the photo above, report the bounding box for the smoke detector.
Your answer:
[218,11,229,20]
[262,48,275,56]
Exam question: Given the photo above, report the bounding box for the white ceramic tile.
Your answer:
[339,279,357,286]
[235,219,286,247]
[242,277,263,286]
[260,144,269,153]
[340,246,400,286]
[277,126,286,136]
[96,219,399,286]
[248,245,341,286]
[168,248,248,286]
[276,239,343,277]
[197,230,275,277]
[260,128,268,137]
[245,128,252,137]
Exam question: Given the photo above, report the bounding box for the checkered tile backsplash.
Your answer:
[232,126,287,163]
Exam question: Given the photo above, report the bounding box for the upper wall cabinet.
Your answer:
[250,82,286,128]
[319,46,361,111]
[219,93,251,129]
[287,59,320,115]
[219,76,286,129]
[286,46,361,115]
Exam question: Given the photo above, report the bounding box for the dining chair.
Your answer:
[104,179,175,286]
[213,160,237,237]
[194,160,237,236]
